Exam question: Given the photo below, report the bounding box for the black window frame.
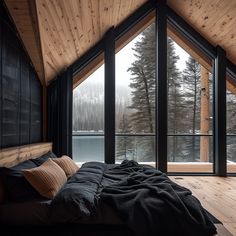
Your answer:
[71,0,236,176]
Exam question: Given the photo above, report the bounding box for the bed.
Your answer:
[0,143,232,236]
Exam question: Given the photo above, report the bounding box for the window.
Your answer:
[73,65,104,164]
[167,38,214,173]
[115,23,156,165]
[71,7,230,175]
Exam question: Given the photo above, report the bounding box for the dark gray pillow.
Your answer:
[0,160,41,202]
[32,151,57,166]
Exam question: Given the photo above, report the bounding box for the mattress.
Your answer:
[0,198,51,225]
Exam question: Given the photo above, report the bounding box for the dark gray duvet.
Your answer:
[49,160,217,236]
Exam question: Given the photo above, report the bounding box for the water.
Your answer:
[72,135,236,163]
[73,135,104,162]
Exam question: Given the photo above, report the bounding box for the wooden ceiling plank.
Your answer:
[39,0,73,64]
[113,0,122,27]
[37,0,80,81]
[80,0,94,45]
[72,0,88,52]
[209,10,236,46]
[116,0,127,24]
[46,0,74,63]
[51,0,77,64]
[69,0,85,54]
[59,0,82,59]
[99,0,113,34]
[168,0,221,28]
[167,0,236,74]
[42,33,63,70]
[87,0,100,45]
[199,2,235,30]
[36,0,61,82]
[66,0,97,58]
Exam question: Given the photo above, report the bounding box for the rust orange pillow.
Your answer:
[22,159,67,199]
[52,155,79,178]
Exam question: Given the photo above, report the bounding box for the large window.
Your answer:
[71,9,232,175]
[115,23,156,165]
[73,65,104,164]
[167,38,214,173]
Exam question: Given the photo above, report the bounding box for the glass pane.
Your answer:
[168,136,213,172]
[115,23,156,164]
[227,86,236,173]
[73,65,104,163]
[73,135,104,164]
[167,37,213,173]
[116,135,155,164]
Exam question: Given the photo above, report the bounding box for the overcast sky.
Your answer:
[75,36,190,91]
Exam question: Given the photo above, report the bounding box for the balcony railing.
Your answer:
[72,132,236,172]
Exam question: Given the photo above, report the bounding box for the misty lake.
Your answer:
[73,135,104,162]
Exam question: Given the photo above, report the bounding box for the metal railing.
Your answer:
[72,132,236,164]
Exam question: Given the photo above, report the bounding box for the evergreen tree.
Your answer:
[127,24,182,161]
[182,57,201,161]
[226,91,236,162]
[128,24,155,161]
[166,38,183,162]
[116,114,134,160]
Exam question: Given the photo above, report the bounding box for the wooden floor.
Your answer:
[169,176,236,236]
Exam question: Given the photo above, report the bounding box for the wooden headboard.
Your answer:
[0,142,53,167]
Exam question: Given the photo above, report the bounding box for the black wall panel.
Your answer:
[20,55,30,145]
[2,23,21,147]
[30,68,42,143]
[0,2,42,149]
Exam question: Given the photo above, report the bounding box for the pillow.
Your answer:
[32,151,57,166]
[0,160,41,202]
[52,155,79,178]
[22,159,67,199]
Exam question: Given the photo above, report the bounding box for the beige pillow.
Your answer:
[22,159,67,199]
[52,155,79,178]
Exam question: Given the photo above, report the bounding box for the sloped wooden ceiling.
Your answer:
[4,0,236,86]
[5,0,147,85]
[167,0,236,68]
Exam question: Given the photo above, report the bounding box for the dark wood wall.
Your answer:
[0,2,42,149]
